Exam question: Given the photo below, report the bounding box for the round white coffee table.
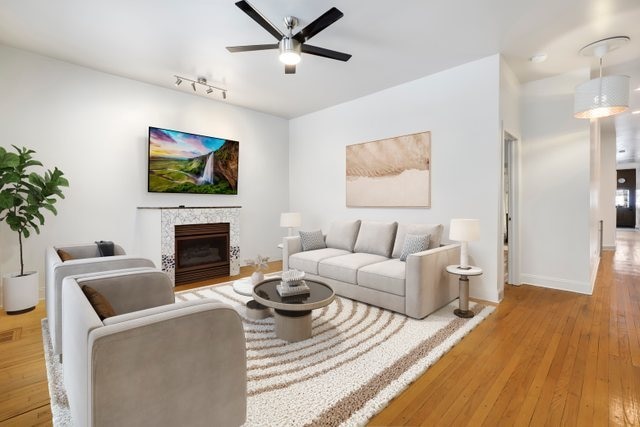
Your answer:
[233,278,271,319]
[446,265,482,318]
[253,278,335,342]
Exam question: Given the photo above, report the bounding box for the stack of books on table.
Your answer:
[277,280,310,297]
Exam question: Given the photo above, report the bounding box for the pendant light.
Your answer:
[574,36,631,119]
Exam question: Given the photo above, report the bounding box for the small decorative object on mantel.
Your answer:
[245,255,270,285]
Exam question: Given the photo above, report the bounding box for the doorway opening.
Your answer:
[502,131,520,291]
[616,169,636,228]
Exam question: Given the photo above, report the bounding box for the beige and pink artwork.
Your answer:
[346,131,431,207]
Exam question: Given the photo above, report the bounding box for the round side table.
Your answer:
[233,278,271,320]
[446,265,483,318]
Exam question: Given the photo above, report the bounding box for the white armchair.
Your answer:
[62,269,246,427]
[45,243,155,358]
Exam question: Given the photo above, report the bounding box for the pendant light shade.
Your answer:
[574,74,630,119]
[573,36,631,120]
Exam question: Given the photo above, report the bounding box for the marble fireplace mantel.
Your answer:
[134,206,241,284]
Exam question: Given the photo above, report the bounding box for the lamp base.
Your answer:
[454,308,474,318]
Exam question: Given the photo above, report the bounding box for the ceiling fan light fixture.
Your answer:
[279,38,301,65]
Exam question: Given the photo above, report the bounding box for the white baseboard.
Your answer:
[520,273,593,295]
[602,245,616,251]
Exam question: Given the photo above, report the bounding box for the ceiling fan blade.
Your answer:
[293,7,344,43]
[301,44,352,62]
[235,0,283,41]
[285,64,296,74]
[226,44,278,53]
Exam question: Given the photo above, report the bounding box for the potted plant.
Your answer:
[244,254,270,285]
[0,146,68,314]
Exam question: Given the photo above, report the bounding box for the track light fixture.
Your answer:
[173,75,227,100]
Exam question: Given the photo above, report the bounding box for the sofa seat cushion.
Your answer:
[289,248,351,275]
[357,259,406,297]
[318,253,389,285]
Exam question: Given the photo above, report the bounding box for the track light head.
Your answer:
[175,77,182,86]
[206,88,213,94]
[191,82,197,92]
[222,91,227,100]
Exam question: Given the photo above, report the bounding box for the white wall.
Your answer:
[600,124,617,249]
[289,55,503,303]
[520,69,593,294]
[0,45,289,300]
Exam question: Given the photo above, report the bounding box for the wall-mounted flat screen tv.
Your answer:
[148,127,239,194]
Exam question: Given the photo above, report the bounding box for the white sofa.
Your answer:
[283,220,460,319]
[45,243,156,358]
[62,269,246,427]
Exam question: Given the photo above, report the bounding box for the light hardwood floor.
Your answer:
[1,232,639,426]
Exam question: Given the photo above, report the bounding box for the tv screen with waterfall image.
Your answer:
[148,127,239,194]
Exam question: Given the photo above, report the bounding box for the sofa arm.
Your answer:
[76,269,175,315]
[282,236,302,271]
[405,243,461,319]
[87,302,246,427]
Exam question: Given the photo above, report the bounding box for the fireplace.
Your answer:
[174,223,230,285]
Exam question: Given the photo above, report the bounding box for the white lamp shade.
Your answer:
[449,219,480,242]
[574,75,630,119]
[280,212,302,228]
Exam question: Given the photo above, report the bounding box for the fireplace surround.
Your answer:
[135,206,241,284]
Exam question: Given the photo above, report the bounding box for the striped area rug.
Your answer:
[42,279,494,426]
[177,280,495,426]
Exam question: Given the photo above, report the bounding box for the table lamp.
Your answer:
[449,218,480,269]
[280,212,302,236]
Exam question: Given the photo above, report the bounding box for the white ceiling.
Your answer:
[1,0,640,164]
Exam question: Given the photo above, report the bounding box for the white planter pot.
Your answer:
[2,271,39,314]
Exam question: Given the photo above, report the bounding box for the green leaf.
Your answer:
[0,192,12,209]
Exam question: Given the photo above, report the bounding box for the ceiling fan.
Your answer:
[226,0,352,74]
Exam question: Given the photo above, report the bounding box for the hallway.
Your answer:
[371,229,640,426]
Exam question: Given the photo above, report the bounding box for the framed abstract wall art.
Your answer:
[346,131,431,207]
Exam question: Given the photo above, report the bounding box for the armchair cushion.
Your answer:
[81,285,116,320]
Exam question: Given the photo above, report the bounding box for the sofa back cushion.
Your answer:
[325,220,361,252]
[392,223,443,258]
[353,221,398,257]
